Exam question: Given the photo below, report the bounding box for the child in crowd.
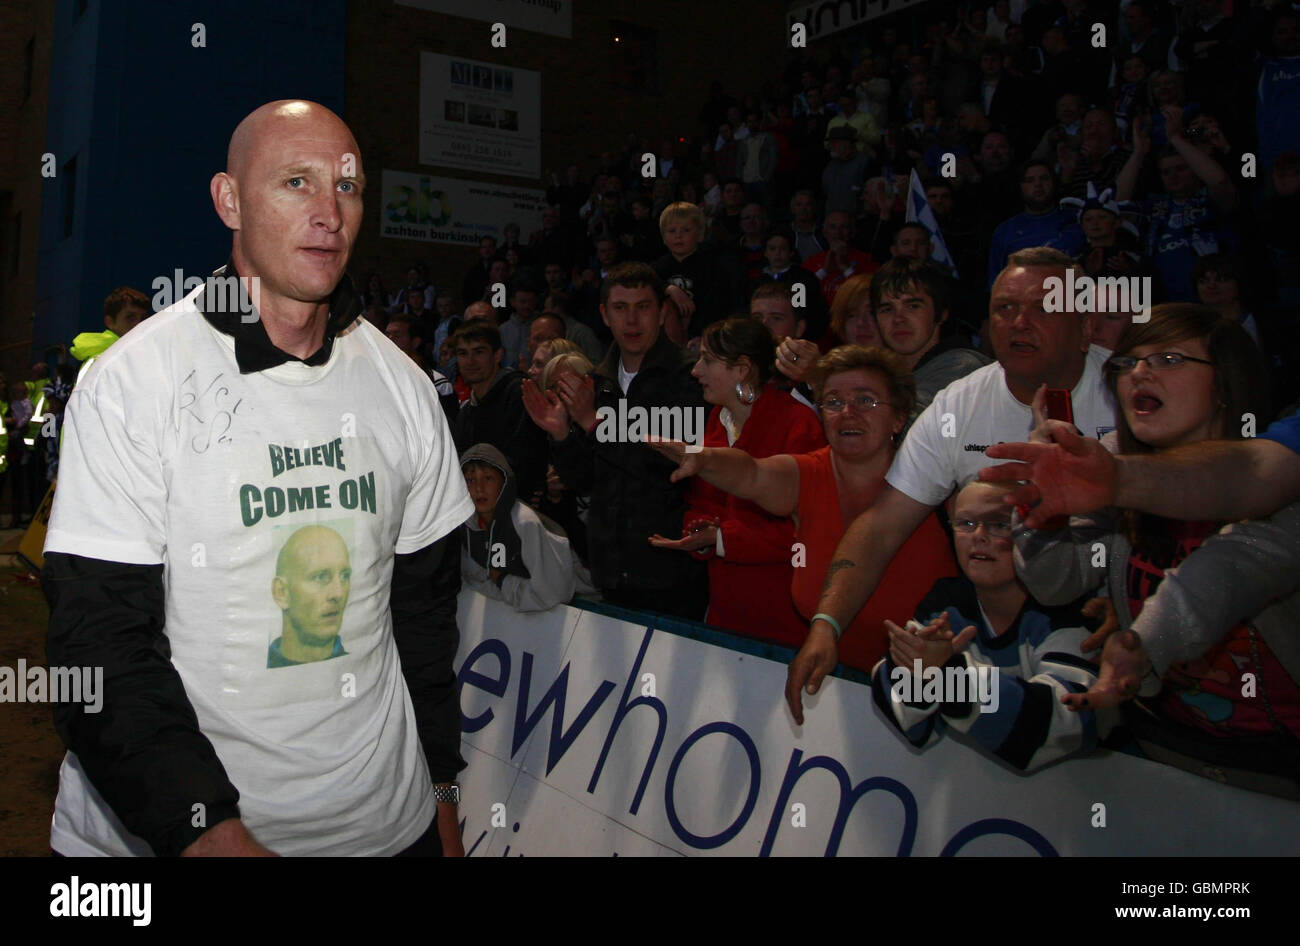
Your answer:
[871,479,1115,772]
[651,201,742,337]
[460,443,594,612]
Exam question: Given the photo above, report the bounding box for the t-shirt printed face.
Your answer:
[266,520,354,669]
[166,361,424,713]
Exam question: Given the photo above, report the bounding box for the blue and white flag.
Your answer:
[904,169,958,279]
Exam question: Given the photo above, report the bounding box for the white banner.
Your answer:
[419,52,541,178]
[453,592,1300,856]
[787,0,931,41]
[398,0,572,38]
[380,170,546,248]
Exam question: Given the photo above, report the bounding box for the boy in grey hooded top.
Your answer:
[459,443,594,612]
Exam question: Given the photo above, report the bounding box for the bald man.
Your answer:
[42,101,473,858]
[269,525,353,666]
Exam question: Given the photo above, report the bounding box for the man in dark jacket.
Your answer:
[41,100,470,857]
[522,262,709,619]
[451,320,548,502]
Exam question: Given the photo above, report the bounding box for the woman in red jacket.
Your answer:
[652,344,958,670]
[650,317,825,643]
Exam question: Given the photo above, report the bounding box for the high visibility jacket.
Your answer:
[70,329,119,363]
[71,330,120,387]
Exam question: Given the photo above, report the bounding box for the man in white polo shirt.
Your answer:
[41,100,472,856]
[783,246,1117,723]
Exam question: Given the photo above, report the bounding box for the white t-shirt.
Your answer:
[887,345,1116,507]
[618,358,638,394]
[45,285,472,856]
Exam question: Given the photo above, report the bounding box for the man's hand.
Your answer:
[180,818,277,857]
[1079,596,1119,652]
[785,623,839,726]
[521,378,571,439]
[775,337,820,383]
[556,373,598,430]
[1061,629,1152,711]
[437,802,465,858]
[980,422,1117,527]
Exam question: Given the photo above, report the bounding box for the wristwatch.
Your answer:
[433,782,460,805]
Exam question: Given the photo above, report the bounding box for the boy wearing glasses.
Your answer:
[871,480,1115,771]
[787,247,1117,724]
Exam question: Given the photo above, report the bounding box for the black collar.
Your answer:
[198,260,362,374]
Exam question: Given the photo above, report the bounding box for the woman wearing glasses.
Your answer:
[649,318,826,644]
[652,344,957,669]
[1014,303,1300,794]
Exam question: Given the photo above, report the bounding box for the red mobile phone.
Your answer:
[1033,388,1074,529]
[1043,388,1074,425]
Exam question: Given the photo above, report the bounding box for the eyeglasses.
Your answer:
[819,394,893,414]
[1104,352,1214,374]
[951,518,1014,538]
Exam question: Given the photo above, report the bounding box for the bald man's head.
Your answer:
[272,524,352,656]
[211,100,365,321]
[226,100,359,184]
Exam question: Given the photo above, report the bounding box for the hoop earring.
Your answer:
[735,382,757,405]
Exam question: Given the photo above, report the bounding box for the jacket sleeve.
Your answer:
[390,533,467,784]
[550,422,596,496]
[42,552,242,857]
[871,654,944,747]
[1013,508,1117,606]
[1131,500,1300,677]
[497,511,578,612]
[505,386,550,501]
[938,627,1108,772]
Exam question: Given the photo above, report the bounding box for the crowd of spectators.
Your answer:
[409,0,1298,794]
[13,0,1300,799]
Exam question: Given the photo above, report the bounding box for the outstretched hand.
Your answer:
[647,438,707,482]
[785,624,839,726]
[980,422,1117,528]
[1079,596,1119,652]
[648,524,717,552]
[1061,629,1152,711]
